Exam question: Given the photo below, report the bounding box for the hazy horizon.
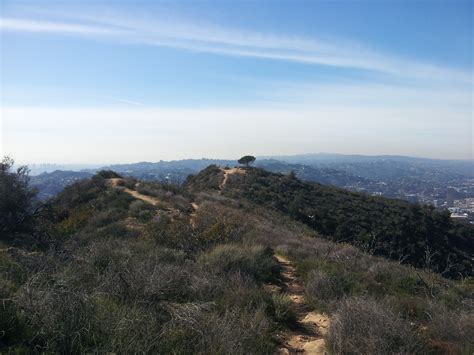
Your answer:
[1,1,473,162]
[12,151,474,168]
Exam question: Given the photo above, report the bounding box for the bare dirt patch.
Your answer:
[219,167,246,190]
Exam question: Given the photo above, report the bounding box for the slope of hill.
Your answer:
[187,166,474,278]
[30,170,93,200]
[268,153,474,179]
[2,164,473,354]
[29,156,474,210]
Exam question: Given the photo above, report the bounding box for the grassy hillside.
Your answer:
[187,166,473,278]
[1,163,473,353]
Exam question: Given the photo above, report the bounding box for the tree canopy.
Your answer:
[238,155,256,167]
[0,156,37,241]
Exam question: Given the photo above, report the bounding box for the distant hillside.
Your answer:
[31,156,474,210]
[97,158,366,187]
[30,170,92,200]
[187,166,474,277]
[32,159,368,200]
[96,159,234,182]
[268,153,474,180]
[265,154,474,203]
[255,159,372,188]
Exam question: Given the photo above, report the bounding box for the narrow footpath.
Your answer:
[275,255,329,354]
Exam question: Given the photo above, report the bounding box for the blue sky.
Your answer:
[0,0,472,163]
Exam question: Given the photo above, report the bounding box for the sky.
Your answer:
[0,0,472,163]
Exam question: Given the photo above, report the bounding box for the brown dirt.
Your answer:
[275,255,330,354]
[106,178,160,206]
[107,178,199,227]
[219,167,246,190]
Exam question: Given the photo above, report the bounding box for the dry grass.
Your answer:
[327,297,423,354]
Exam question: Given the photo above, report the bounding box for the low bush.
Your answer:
[15,279,97,353]
[211,273,268,312]
[145,216,195,251]
[86,208,128,229]
[160,304,275,354]
[305,269,349,311]
[192,203,249,245]
[0,279,25,348]
[95,170,122,179]
[327,297,424,355]
[268,293,297,327]
[425,303,474,353]
[128,200,155,222]
[91,295,166,353]
[198,244,279,283]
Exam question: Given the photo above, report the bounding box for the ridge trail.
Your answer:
[107,178,161,206]
[275,255,329,354]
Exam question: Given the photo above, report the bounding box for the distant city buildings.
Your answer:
[447,187,456,208]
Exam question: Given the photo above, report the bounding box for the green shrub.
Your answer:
[305,269,349,311]
[92,295,166,353]
[192,203,249,246]
[212,273,268,312]
[145,217,195,251]
[269,293,297,326]
[128,200,155,222]
[87,208,128,229]
[0,252,27,285]
[385,295,432,320]
[15,281,97,353]
[160,304,275,354]
[198,244,279,283]
[95,170,122,179]
[0,278,25,348]
[94,222,136,239]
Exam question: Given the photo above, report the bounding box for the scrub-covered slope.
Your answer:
[1,162,473,354]
[187,165,473,278]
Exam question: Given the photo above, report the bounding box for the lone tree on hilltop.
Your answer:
[238,155,256,167]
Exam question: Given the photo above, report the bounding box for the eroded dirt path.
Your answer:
[106,178,160,206]
[107,178,197,225]
[276,255,329,354]
[219,167,246,190]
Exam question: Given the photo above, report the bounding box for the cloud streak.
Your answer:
[1,12,470,84]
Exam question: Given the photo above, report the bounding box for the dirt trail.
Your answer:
[219,167,245,190]
[276,255,329,354]
[190,202,199,228]
[106,178,160,206]
[107,178,200,226]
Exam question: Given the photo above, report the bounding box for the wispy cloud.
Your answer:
[1,10,470,84]
[0,18,126,35]
[104,96,145,107]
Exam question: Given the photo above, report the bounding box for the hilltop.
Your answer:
[1,161,473,354]
[187,166,473,278]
